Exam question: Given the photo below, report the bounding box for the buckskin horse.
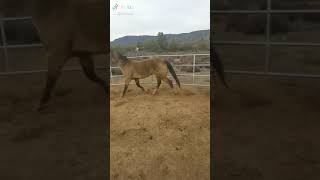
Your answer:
[110,51,181,97]
[0,0,109,111]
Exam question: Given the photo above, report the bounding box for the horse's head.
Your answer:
[110,50,128,67]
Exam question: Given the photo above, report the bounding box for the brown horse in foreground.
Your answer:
[0,0,108,111]
[110,51,181,97]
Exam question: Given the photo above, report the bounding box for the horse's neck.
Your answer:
[119,60,129,69]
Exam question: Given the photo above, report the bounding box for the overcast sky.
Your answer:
[110,0,210,41]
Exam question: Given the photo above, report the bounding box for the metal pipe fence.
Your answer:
[0,17,48,74]
[0,17,210,87]
[2,1,320,79]
[211,0,320,78]
[110,54,210,87]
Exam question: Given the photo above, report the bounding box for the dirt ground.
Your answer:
[0,71,108,180]
[214,74,320,180]
[2,68,320,180]
[110,85,210,180]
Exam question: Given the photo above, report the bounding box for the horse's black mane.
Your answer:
[112,50,128,61]
[118,52,129,62]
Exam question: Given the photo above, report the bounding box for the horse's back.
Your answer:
[131,58,166,67]
[127,58,168,78]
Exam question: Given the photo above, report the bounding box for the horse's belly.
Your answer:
[130,61,156,79]
[132,73,151,79]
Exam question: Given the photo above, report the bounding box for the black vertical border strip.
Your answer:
[210,1,216,180]
[105,0,110,179]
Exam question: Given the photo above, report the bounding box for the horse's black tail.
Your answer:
[165,61,181,88]
[213,47,229,88]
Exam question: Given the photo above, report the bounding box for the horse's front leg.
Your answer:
[152,76,161,95]
[78,53,108,92]
[121,78,131,97]
[38,51,68,111]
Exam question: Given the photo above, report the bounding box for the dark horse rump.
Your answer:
[1,0,109,111]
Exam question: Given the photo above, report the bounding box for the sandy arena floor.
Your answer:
[110,84,210,180]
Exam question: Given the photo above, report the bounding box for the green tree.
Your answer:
[136,41,143,50]
[168,39,180,52]
[157,32,168,51]
[143,40,160,52]
[197,39,209,51]
[180,43,193,51]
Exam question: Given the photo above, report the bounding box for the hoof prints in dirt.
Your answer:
[114,127,154,145]
[112,99,128,107]
[111,86,210,180]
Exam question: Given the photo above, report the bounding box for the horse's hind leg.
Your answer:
[79,54,108,92]
[163,77,173,89]
[121,78,131,97]
[38,52,68,111]
[135,79,145,91]
[153,76,161,95]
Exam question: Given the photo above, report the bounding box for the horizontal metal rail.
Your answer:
[213,41,320,46]
[211,10,320,14]
[111,82,210,87]
[127,54,210,58]
[226,70,320,78]
[0,16,32,21]
[0,66,108,76]
[0,43,43,49]
[110,64,210,68]
[111,73,210,77]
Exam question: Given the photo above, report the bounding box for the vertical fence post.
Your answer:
[265,0,271,74]
[0,19,9,72]
[192,54,196,84]
[151,55,154,84]
[110,67,113,84]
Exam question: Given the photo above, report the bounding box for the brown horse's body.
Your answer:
[0,0,108,111]
[111,51,180,97]
[121,59,168,79]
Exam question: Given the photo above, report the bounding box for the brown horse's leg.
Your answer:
[79,54,108,92]
[135,79,145,91]
[153,76,161,95]
[121,78,131,97]
[38,52,68,111]
[163,77,173,89]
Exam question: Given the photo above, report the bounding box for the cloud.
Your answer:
[110,0,210,41]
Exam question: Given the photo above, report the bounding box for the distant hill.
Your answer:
[111,30,210,46]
